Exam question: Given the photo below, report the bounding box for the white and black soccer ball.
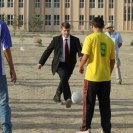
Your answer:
[71,92,82,104]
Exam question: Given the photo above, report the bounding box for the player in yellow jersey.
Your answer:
[77,17,115,133]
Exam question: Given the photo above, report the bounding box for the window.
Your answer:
[0,14,4,21]
[109,0,114,8]
[124,0,132,3]
[7,0,13,7]
[98,15,103,19]
[109,15,114,24]
[45,15,51,25]
[89,15,95,26]
[124,6,126,21]
[65,15,70,22]
[35,0,40,8]
[65,0,70,8]
[89,15,95,21]
[89,0,95,8]
[128,6,130,21]
[54,15,60,25]
[0,0,4,7]
[54,0,60,8]
[80,0,84,8]
[19,0,23,8]
[19,15,23,26]
[98,0,104,8]
[7,15,13,25]
[45,0,51,8]
[79,15,84,25]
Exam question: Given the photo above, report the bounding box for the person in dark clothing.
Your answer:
[36,22,82,108]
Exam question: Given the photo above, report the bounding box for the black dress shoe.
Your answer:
[53,96,61,103]
[66,99,72,108]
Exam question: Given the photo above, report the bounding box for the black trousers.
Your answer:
[55,62,71,101]
[81,80,111,133]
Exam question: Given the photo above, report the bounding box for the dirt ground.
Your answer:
[2,33,133,133]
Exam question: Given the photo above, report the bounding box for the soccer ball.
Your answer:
[71,92,82,104]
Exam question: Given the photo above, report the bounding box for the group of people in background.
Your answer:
[0,16,123,133]
[36,17,123,133]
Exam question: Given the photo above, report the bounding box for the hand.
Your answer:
[10,69,17,84]
[36,64,42,70]
[79,57,82,62]
[79,66,84,74]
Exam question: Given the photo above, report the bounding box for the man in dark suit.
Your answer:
[36,22,82,108]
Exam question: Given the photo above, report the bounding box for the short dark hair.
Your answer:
[91,17,104,29]
[61,22,71,29]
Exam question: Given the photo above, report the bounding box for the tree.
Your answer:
[29,13,43,32]
[0,13,7,23]
[12,15,19,31]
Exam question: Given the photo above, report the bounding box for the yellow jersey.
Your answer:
[82,32,115,81]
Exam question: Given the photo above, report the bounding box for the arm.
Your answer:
[110,59,115,74]
[76,38,83,58]
[118,43,122,48]
[1,21,16,83]
[3,49,16,83]
[79,54,89,74]
[118,33,123,48]
[36,38,55,70]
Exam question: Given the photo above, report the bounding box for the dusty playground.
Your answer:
[2,32,133,133]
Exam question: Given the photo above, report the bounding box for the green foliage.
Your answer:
[12,16,19,31]
[0,13,7,22]
[19,30,25,42]
[0,14,19,32]
[29,13,43,32]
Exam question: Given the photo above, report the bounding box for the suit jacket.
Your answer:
[39,35,82,75]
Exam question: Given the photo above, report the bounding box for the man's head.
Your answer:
[105,22,114,33]
[61,22,71,38]
[91,17,104,31]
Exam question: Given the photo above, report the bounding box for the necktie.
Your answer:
[65,39,70,64]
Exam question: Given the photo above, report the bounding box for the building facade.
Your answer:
[0,0,133,32]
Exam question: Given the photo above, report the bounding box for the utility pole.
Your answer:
[26,0,29,32]
[51,0,54,31]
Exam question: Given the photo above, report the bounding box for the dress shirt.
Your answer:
[59,36,70,62]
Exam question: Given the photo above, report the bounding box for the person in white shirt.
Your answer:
[105,23,123,84]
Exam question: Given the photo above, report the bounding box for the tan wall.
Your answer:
[115,0,124,31]
[0,0,133,32]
